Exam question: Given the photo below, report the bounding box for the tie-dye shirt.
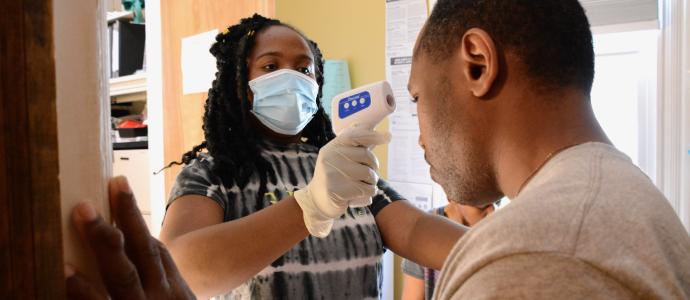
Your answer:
[167,141,402,299]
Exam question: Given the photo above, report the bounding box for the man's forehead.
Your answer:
[413,22,429,57]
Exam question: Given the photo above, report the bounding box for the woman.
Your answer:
[401,202,496,300]
[160,14,401,299]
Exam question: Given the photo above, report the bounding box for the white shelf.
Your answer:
[107,11,133,23]
[110,73,147,97]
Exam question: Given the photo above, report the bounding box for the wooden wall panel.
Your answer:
[0,0,63,298]
[161,0,275,197]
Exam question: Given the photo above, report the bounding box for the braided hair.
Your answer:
[167,14,335,195]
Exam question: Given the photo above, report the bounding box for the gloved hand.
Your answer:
[294,124,391,238]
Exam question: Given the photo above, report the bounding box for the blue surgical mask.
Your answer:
[249,69,319,136]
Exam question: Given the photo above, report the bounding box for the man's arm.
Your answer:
[375,200,467,270]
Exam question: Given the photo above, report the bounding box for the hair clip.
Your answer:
[247,30,255,37]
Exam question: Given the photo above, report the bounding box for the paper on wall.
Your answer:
[382,2,432,299]
[432,182,449,208]
[428,0,439,13]
[388,181,434,211]
[385,0,436,191]
[181,29,218,95]
[388,132,432,184]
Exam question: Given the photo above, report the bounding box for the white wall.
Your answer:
[681,0,690,232]
[658,0,690,232]
[592,0,690,233]
[54,0,111,282]
[145,0,167,238]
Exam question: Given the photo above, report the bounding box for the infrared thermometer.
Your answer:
[331,81,396,135]
[330,81,396,208]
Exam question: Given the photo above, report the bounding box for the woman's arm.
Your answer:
[159,128,389,298]
[401,273,426,300]
[401,257,426,300]
[159,195,308,299]
[375,201,467,270]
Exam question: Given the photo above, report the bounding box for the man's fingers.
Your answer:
[72,203,146,300]
[65,266,108,300]
[108,177,168,290]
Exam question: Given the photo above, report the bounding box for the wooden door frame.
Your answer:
[0,0,64,298]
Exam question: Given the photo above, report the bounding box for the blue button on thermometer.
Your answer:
[338,91,372,119]
[331,81,396,135]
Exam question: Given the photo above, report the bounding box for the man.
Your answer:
[400,0,690,298]
[66,0,690,299]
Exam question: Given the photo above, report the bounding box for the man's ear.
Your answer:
[459,28,499,98]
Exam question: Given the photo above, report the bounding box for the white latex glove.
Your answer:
[294,124,391,238]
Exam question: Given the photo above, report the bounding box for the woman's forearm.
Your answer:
[166,196,308,298]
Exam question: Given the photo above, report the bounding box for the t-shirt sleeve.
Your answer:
[444,253,634,299]
[167,158,227,210]
[401,258,425,279]
[369,178,406,216]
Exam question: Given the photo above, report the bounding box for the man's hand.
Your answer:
[65,176,195,300]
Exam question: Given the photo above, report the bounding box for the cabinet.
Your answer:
[108,10,152,231]
[112,149,151,229]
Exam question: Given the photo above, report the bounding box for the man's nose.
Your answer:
[418,135,425,149]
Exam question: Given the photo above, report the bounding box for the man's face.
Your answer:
[409,52,501,206]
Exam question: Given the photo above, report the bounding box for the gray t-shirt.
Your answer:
[434,143,690,299]
[168,141,402,299]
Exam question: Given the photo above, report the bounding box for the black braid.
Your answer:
[167,14,334,197]
[155,142,208,174]
[301,39,336,148]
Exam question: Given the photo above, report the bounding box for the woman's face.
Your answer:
[245,25,318,140]
[247,25,316,96]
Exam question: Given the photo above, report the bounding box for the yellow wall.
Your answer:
[275,0,390,179]
[276,0,402,297]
